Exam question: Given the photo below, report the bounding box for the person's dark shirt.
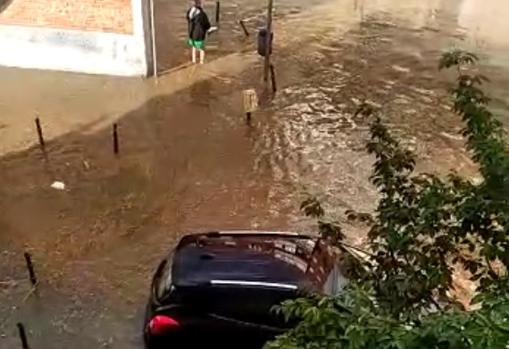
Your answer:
[187,6,211,41]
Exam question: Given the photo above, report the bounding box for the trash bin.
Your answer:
[257,29,273,57]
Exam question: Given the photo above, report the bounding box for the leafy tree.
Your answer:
[267,50,509,349]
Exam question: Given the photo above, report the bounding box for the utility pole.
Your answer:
[263,0,273,82]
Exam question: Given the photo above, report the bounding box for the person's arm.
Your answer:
[186,9,194,36]
[202,12,211,32]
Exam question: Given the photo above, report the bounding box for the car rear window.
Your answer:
[172,244,315,289]
[171,234,344,293]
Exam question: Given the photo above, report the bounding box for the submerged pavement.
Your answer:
[1,0,509,347]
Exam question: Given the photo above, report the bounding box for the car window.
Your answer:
[155,259,172,300]
[323,263,348,295]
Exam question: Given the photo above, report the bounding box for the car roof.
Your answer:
[171,231,335,291]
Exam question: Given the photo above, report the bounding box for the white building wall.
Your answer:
[0,0,151,77]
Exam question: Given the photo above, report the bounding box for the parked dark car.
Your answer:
[143,231,348,348]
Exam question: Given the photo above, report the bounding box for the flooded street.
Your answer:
[1,0,509,347]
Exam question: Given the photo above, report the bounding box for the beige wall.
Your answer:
[0,0,133,34]
[0,0,151,76]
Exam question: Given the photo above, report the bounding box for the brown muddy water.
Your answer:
[1,0,509,348]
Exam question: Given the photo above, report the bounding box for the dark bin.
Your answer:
[257,29,273,57]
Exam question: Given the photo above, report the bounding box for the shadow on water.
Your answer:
[0,77,292,348]
[2,0,509,347]
[0,0,13,13]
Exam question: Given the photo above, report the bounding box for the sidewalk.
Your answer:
[0,52,257,156]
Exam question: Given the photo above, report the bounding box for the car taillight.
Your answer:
[148,315,180,335]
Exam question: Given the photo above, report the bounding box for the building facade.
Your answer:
[0,0,153,76]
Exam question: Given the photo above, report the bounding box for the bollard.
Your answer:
[270,64,277,93]
[239,20,249,37]
[17,323,29,349]
[243,89,258,124]
[23,253,37,287]
[113,123,119,155]
[35,117,45,150]
[215,1,220,24]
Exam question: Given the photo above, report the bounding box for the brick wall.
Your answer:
[0,0,133,34]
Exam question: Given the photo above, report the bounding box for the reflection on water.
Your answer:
[1,0,509,348]
[458,0,509,50]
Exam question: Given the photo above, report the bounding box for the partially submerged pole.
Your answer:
[239,20,249,37]
[215,1,220,25]
[23,252,37,287]
[113,123,119,155]
[17,323,29,349]
[263,0,274,82]
[270,64,277,93]
[35,117,45,151]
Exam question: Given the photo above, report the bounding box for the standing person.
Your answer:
[187,0,211,64]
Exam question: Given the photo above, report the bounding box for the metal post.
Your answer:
[149,0,158,78]
[113,123,119,155]
[215,1,220,24]
[239,20,249,37]
[17,323,29,349]
[270,64,277,93]
[263,0,273,82]
[35,117,45,150]
[23,253,37,287]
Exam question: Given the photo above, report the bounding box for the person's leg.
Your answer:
[191,46,197,63]
[199,49,205,64]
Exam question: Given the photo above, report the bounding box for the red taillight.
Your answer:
[148,315,180,335]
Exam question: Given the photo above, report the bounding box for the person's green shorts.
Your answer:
[187,39,205,50]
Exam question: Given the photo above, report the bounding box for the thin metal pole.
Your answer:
[270,64,277,93]
[17,323,29,349]
[23,253,37,287]
[113,123,119,155]
[35,117,45,150]
[216,1,220,25]
[263,0,273,82]
[239,20,249,37]
[149,0,158,78]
